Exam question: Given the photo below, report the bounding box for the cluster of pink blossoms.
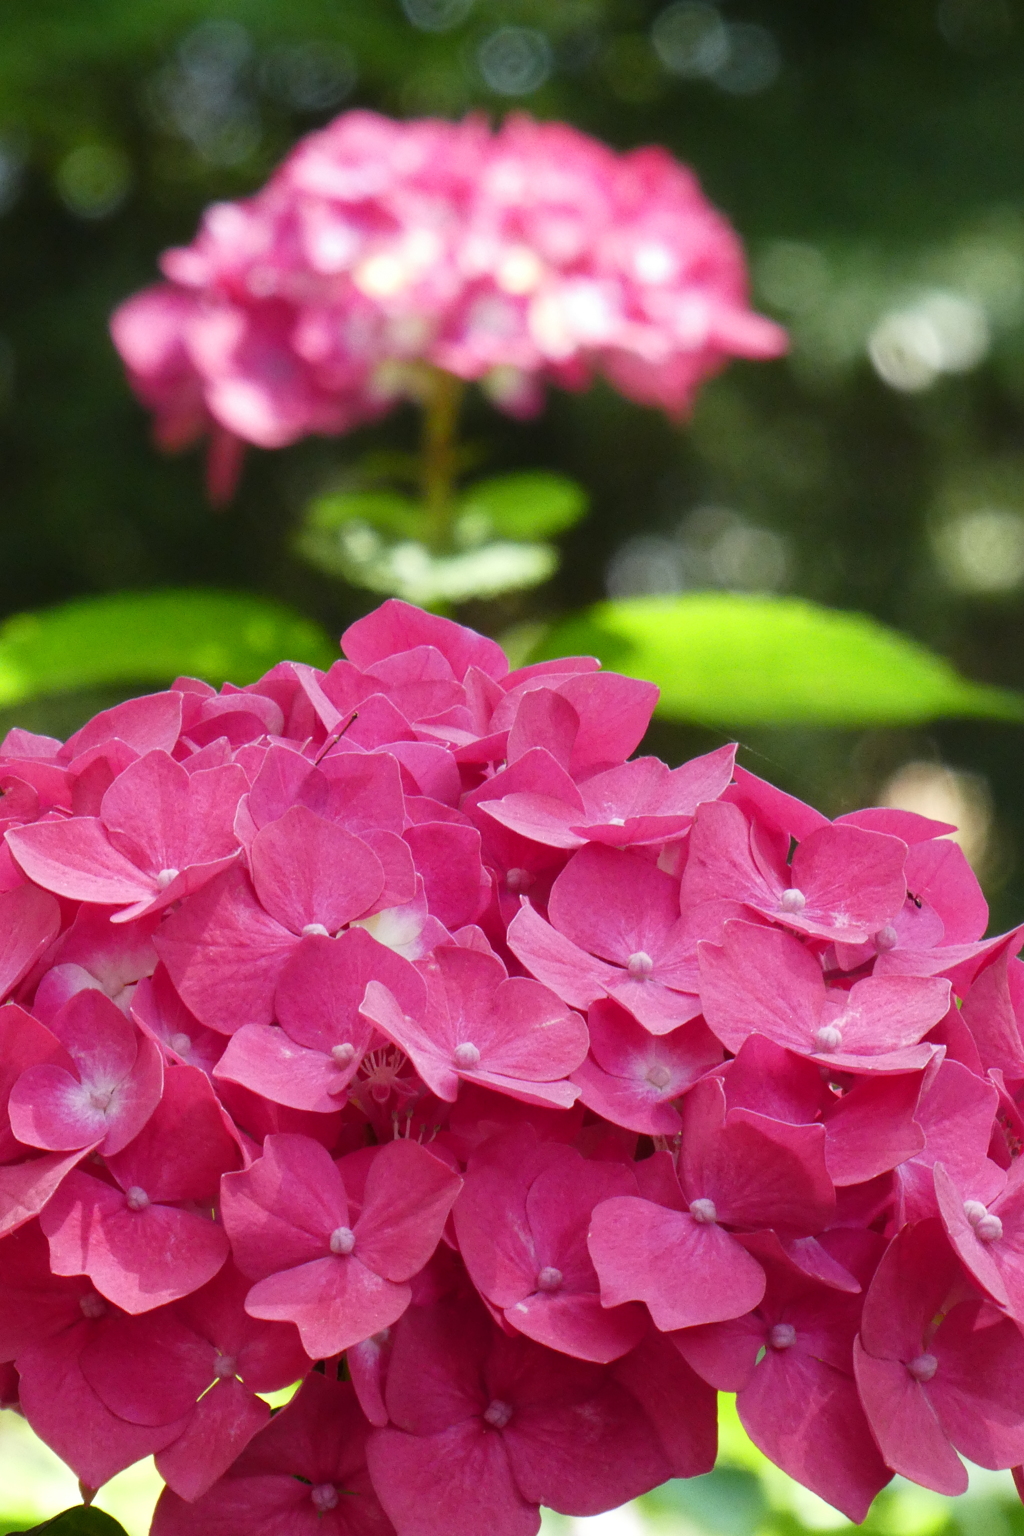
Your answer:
[2,600,1024,1533]
[111,111,785,479]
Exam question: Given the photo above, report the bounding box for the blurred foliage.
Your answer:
[299,469,587,603]
[0,590,332,705]
[539,593,1024,726]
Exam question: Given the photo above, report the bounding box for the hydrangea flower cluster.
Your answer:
[2,599,1024,1534]
[111,112,785,469]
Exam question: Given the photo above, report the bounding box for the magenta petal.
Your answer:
[508,1291,646,1364]
[41,1170,229,1312]
[506,904,617,1011]
[220,1133,347,1280]
[0,885,61,999]
[156,1376,271,1501]
[17,1326,189,1489]
[368,1420,537,1536]
[276,927,424,1054]
[672,1314,765,1391]
[155,867,299,1030]
[853,1339,968,1495]
[740,1350,891,1521]
[6,817,156,904]
[612,1331,718,1477]
[587,1195,766,1329]
[215,1023,344,1112]
[928,1299,1024,1469]
[250,804,384,932]
[501,1362,671,1515]
[78,1308,213,1424]
[245,1254,410,1358]
[353,1140,462,1282]
[0,1148,90,1237]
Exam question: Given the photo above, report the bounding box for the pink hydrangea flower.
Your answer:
[0,597,1021,1531]
[111,112,786,483]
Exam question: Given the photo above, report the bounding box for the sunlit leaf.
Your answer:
[306,490,424,540]
[536,593,1024,726]
[456,472,587,542]
[11,1509,129,1535]
[0,590,335,707]
[309,527,557,606]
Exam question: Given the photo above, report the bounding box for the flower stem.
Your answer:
[420,367,466,552]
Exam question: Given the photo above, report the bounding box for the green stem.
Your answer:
[419,367,466,553]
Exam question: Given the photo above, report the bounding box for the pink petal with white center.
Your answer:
[785,822,907,942]
[250,805,385,933]
[10,991,163,1156]
[215,1023,351,1112]
[41,1168,230,1312]
[679,1077,835,1234]
[572,1000,721,1135]
[276,927,425,1055]
[547,843,680,966]
[853,1341,968,1495]
[506,903,617,1011]
[100,750,245,874]
[220,1133,348,1281]
[587,1194,766,1329]
[244,1253,411,1359]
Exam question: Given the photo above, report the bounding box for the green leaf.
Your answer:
[456,472,588,544]
[307,490,425,541]
[0,589,335,707]
[302,524,558,606]
[10,1509,129,1535]
[535,593,1024,727]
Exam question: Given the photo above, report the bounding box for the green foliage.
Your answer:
[0,589,334,706]
[8,1510,128,1536]
[537,593,1024,728]
[307,491,426,542]
[455,472,588,543]
[299,473,585,606]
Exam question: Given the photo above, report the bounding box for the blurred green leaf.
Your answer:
[0,589,335,706]
[11,1510,128,1535]
[307,490,425,540]
[302,520,557,605]
[536,593,1024,727]
[456,472,588,543]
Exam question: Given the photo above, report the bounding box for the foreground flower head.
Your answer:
[111,111,786,474]
[1,599,1023,1531]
